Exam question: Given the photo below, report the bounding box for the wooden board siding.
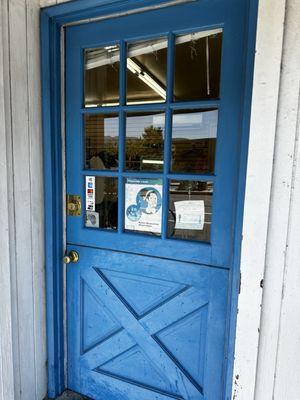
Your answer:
[234,0,300,399]
[256,1,300,398]
[0,2,15,399]
[40,0,70,6]
[0,1,46,400]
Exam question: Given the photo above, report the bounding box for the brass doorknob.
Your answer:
[63,250,79,264]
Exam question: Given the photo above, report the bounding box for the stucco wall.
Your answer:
[0,0,299,399]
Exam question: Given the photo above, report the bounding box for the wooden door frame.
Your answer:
[41,0,258,398]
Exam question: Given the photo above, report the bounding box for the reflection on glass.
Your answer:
[127,37,167,105]
[171,109,218,173]
[85,177,118,230]
[85,45,120,107]
[125,112,165,171]
[168,180,213,242]
[174,30,222,101]
[85,114,119,170]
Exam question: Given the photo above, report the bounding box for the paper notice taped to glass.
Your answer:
[174,200,205,230]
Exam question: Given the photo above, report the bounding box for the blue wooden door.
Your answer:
[65,1,250,399]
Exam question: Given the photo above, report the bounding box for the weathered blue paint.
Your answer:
[41,0,259,398]
[223,1,260,397]
[41,13,65,398]
[66,0,247,268]
[67,245,229,399]
[65,1,251,398]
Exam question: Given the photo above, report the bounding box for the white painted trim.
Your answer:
[254,0,300,398]
[232,0,287,398]
[273,90,300,399]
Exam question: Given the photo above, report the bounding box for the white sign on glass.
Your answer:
[174,200,205,230]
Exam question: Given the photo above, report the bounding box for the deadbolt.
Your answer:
[67,195,81,216]
[63,250,79,264]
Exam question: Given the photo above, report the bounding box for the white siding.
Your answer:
[255,0,300,398]
[234,0,300,398]
[273,100,300,399]
[269,1,300,397]
[232,0,287,397]
[0,3,15,399]
[0,1,47,400]
[0,1,299,400]
[40,0,70,6]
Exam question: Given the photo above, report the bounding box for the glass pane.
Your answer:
[171,109,218,173]
[174,30,222,101]
[85,176,118,230]
[85,113,119,170]
[127,37,167,105]
[124,178,163,236]
[85,45,120,107]
[168,180,213,242]
[125,112,165,171]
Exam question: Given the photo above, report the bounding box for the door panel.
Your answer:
[68,245,228,400]
[65,0,250,398]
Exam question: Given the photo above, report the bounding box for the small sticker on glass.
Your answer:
[85,176,95,211]
[86,210,99,228]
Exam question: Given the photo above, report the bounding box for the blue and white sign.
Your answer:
[125,178,163,234]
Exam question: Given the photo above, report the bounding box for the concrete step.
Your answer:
[46,390,90,400]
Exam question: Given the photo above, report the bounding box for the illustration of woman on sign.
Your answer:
[135,187,162,215]
[144,190,159,214]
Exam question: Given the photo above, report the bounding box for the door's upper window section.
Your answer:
[174,29,222,101]
[82,29,223,243]
[127,37,167,105]
[85,45,120,107]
